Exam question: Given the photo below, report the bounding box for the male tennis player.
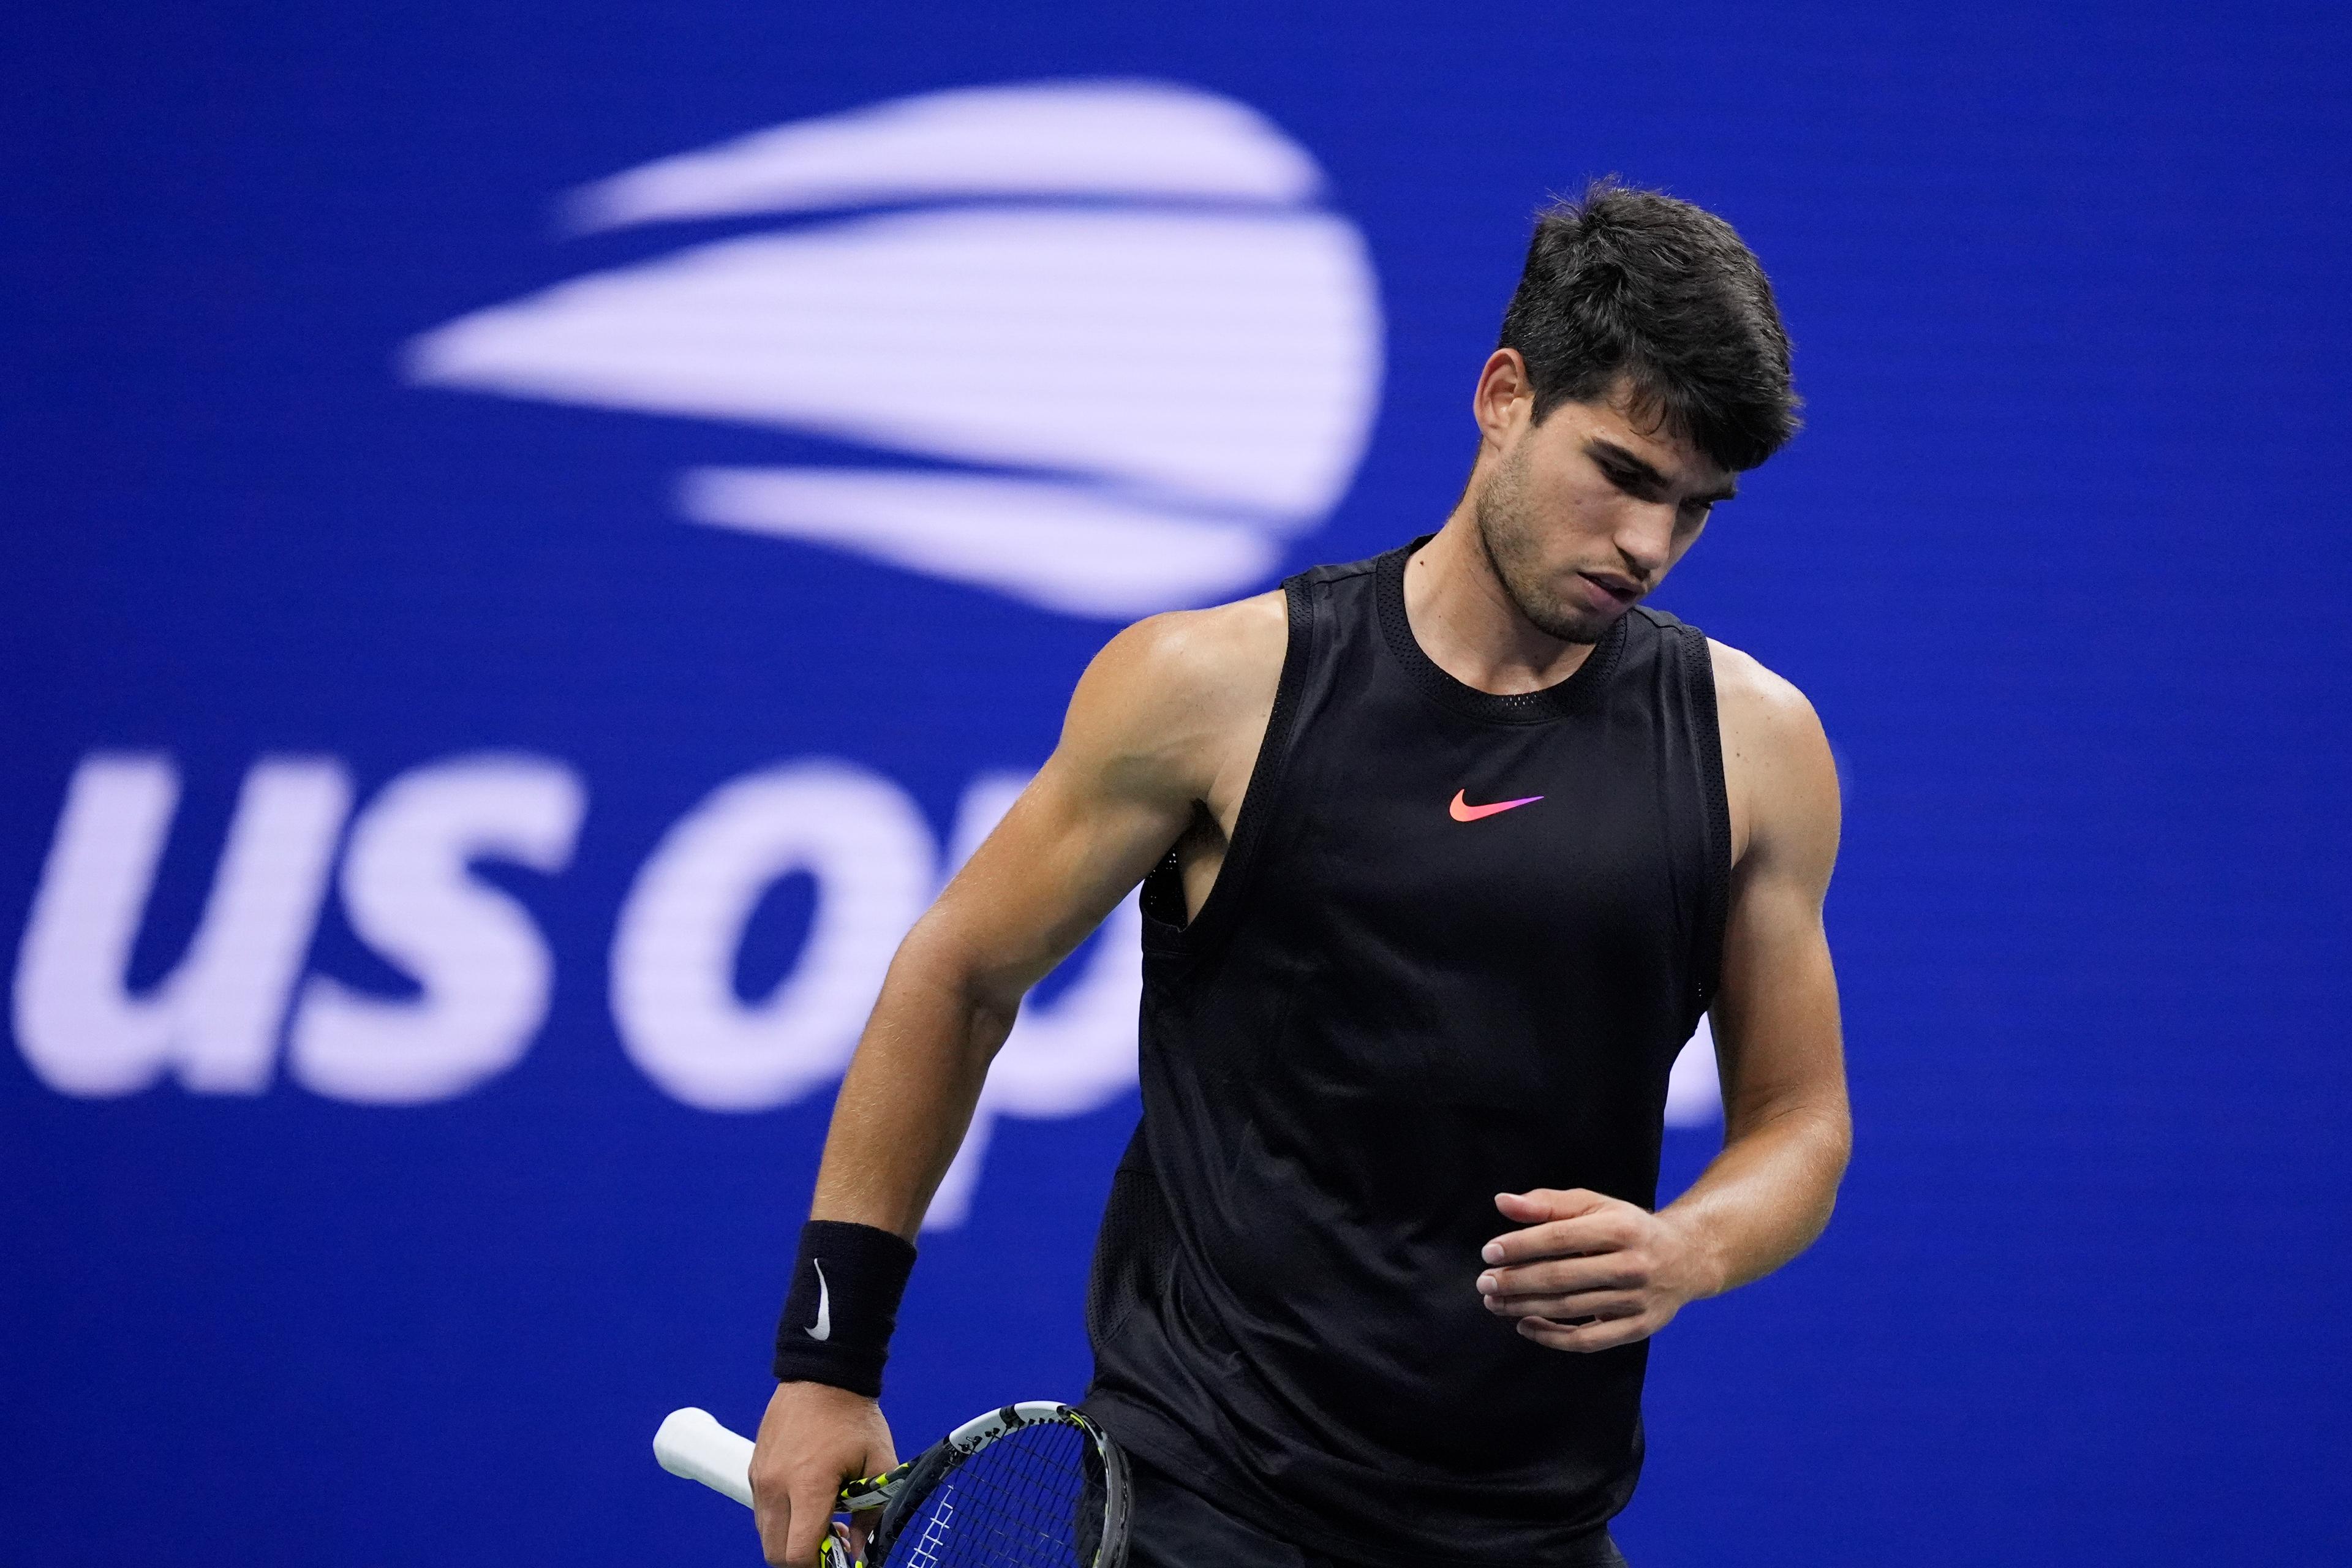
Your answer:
[750,181,1850,1568]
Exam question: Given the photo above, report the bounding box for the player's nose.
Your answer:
[1615,500,1678,579]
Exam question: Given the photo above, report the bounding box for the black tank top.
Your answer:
[1080,538,1732,1567]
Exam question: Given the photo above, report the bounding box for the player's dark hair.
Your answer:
[1499,179,1800,471]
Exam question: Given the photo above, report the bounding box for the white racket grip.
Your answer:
[654,1407,756,1509]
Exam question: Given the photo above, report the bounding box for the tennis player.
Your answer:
[750,180,1850,1568]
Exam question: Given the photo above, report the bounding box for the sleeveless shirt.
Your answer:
[1080,538,1732,1567]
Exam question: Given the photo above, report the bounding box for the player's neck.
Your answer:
[1402,514,1600,697]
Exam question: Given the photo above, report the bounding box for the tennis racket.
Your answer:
[653,1402,1131,1568]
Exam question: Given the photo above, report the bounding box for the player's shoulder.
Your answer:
[1088,589,1288,712]
[1705,635,1821,742]
[1060,590,1289,800]
[1705,636,1839,862]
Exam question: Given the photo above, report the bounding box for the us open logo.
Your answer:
[404,79,1385,619]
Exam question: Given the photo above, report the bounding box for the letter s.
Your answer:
[286,754,586,1105]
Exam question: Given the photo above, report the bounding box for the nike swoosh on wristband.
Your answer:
[1449,789,1544,821]
[806,1259,831,1341]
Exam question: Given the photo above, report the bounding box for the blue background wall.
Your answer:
[4,4,2348,1564]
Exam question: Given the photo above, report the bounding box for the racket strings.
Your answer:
[888,1422,1102,1568]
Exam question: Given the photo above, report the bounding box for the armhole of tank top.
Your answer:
[1137,575,1315,956]
[1683,623,1735,1017]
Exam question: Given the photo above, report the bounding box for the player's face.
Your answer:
[1474,380,1737,645]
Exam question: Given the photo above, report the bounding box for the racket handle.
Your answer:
[654,1407,756,1509]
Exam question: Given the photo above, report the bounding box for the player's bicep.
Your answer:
[1711,679,1847,1134]
[914,617,1221,1005]
[932,754,1189,997]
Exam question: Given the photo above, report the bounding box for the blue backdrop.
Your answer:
[4,4,2348,1564]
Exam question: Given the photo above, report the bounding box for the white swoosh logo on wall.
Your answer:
[807,1258,831,1342]
[402,79,1384,619]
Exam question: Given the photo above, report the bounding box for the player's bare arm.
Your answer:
[812,589,1286,1238]
[749,592,1285,1568]
[1476,641,1851,1352]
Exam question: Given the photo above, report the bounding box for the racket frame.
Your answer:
[863,1401,1129,1568]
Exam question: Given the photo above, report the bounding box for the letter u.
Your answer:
[11,753,351,1096]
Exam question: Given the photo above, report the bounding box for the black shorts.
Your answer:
[1122,1452,1631,1568]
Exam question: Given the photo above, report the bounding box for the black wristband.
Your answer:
[771,1219,918,1397]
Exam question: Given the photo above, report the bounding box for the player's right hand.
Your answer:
[750,1380,899,1568]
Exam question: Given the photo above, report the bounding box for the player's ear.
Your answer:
[1472,349,1534,445]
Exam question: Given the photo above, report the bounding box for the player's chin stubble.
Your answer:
[1473,445,1609,646]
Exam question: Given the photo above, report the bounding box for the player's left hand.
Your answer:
[1476,1188,1718,1353]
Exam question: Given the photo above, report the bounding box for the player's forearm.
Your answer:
[1657,1096,1850,1298]
[808,923,1021,1239]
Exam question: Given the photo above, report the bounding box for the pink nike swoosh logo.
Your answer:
[1449,790,1544,822]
